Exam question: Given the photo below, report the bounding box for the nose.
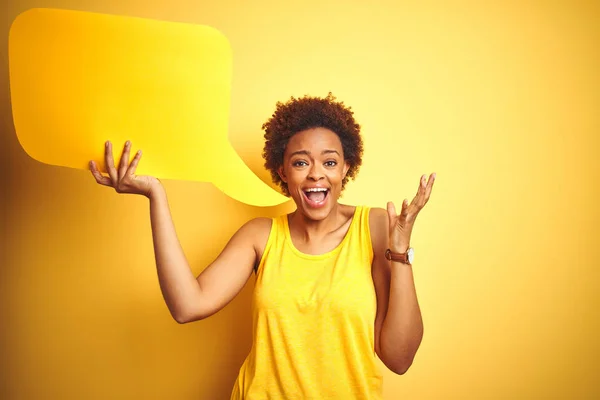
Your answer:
[307,163,324,181]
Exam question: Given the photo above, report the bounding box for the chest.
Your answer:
[287,217,353,256]
[254,250,376,318]
[288,232,347,255]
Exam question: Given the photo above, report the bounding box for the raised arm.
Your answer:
[370,173,435,374]
[149,183,270,323]
[90,140,270,324]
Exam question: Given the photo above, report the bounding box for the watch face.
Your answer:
[407,247,415,264]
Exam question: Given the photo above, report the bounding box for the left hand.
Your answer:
[387,173,436,252]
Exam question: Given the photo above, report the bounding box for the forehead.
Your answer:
[284,127,343,156]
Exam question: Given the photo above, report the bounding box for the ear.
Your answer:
[277,166,287,183]
[342,162,350,179]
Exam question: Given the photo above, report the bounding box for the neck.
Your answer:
[288,202,344,240]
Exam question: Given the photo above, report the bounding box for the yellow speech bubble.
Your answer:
[9,8,288,207]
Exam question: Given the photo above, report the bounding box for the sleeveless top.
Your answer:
[230,206,383,399]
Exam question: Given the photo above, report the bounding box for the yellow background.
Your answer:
[8,8,289,207]
[1,1,599,399]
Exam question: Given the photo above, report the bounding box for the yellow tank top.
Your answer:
[230,206,383,399]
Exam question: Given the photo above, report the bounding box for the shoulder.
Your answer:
[368,207,389,232]
[368,207,389,253]
[368,207,388,224]
[228,217,273,251]
[239,217,273,241]
[225,217,273,269]
[243,216,273,230]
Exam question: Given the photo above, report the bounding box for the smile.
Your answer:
[302,188,329,208]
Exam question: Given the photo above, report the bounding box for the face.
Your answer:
[278,127,350,220]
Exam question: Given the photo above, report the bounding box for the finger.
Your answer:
[126,149,143,176]
[418,174,427,194]
[104,141,118,186]
[400,198,409,219]
[424,172,436,200]
[411,174,425,200]
[89,160,112,187]
[414,174,430,207]
[118,141,131,180]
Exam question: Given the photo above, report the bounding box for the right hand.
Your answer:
[89,140,160,198]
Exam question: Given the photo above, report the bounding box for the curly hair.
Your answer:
[262,93,364,196]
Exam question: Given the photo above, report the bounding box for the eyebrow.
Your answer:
[289,149,340,157]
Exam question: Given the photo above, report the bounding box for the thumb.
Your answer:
[386,201,397,229]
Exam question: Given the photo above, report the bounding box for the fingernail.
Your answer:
[433,173,437,179]
[106,141,109,147]
[126,140,130,147]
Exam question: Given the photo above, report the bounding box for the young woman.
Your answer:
[89,93,436,399]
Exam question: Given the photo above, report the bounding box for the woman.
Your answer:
[89,93,436,399]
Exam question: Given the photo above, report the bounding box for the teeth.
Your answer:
[305,188,328,192]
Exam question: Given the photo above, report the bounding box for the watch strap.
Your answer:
[385,248,411,264]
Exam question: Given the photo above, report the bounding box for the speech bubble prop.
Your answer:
[9,8,288,207]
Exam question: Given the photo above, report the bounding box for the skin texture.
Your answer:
[89,129,435,376]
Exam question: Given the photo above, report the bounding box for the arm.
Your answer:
[371,172,435,374]
[90,141,264,324]
[148,181,270,324]
[371,207,423,375]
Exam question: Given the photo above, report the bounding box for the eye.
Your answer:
[324,160,337,167]
[293,160,308,167]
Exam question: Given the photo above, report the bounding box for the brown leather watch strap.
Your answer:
[385,249,410,264]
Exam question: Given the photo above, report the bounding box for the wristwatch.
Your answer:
[385,247,414,265]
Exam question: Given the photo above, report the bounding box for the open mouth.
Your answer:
[303,188,329,207]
